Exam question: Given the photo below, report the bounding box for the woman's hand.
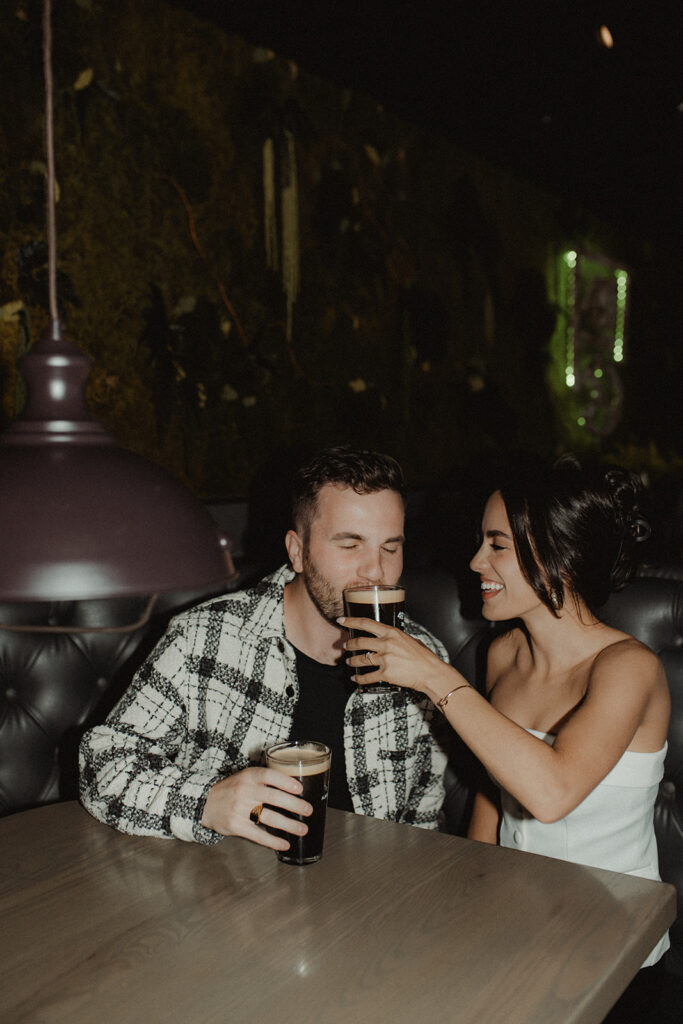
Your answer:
[338,615,454,697]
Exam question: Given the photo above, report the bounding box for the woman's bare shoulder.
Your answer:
[592,634,661,675]
[583,634,669,748]
[586,634,667,703]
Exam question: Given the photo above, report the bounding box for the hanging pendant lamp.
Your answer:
[0,0,229,606]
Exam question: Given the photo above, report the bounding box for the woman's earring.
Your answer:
[550,588,560,610]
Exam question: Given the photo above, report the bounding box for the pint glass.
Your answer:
[265,740,331,865]
[343,584,405,694]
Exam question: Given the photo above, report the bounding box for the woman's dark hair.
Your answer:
[499,453,650,615]
[291,445,406,540]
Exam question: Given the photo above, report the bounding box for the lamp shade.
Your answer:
[0,324,230,602]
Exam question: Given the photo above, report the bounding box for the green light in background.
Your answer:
[551,249,628,440]
[614,269,628,363]
[562,251,577,386]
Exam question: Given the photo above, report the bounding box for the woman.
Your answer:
[341,455,671,980]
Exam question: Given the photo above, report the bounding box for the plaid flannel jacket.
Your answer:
[79,565,450,843]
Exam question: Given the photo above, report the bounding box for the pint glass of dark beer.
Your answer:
[343,584,405,694]
[265,741,331,865]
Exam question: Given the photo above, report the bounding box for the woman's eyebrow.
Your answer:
[485,528,512,540]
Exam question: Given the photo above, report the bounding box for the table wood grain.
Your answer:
[0,802,675,1024]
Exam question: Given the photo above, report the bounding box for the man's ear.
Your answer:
[285,529,304,573]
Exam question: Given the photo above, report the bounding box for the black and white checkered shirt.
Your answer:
[79,565,450,843]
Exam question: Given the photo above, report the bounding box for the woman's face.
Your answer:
[469,491,543,620]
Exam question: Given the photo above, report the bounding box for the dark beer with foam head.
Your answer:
[343,584,405,693]
[265,741,331,865]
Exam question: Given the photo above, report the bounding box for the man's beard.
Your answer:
[301,548,343,623]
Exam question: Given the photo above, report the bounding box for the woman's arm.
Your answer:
[467,785,501,844]
[341,616,668,823]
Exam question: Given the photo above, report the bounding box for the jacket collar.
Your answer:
[251,563,295,639]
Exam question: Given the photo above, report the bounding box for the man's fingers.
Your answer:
[258,805,309,837]
[261,766,304,795]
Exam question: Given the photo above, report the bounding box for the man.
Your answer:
[79,446,449,852]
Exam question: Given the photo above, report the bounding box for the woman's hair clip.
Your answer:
[632,517,651,543]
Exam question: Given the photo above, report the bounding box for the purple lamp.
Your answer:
[0,1,229,607]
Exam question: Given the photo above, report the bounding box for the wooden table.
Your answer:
[0,803,675,1024]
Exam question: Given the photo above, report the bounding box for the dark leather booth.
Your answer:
[1,564,681,1011]
[0,597,150,815]
[0,587,220,815]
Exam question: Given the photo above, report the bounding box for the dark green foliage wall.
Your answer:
[1,1,680,498]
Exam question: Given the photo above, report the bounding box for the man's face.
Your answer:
[288,484,405,622]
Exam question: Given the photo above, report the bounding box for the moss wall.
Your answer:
[1,1,680,498]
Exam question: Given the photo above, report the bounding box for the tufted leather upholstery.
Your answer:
[0,597,168,815]
[0,586,225,817]
[405,565,683,984]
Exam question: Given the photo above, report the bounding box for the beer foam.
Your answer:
[344,587,405,604]
[267,744,331,776]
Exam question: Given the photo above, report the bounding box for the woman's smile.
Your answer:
[480,579,504,600]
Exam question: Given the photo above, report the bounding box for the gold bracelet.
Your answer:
[436,683,471,711]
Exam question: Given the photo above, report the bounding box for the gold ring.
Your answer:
[249,803,263,825]
[365,651,375,665]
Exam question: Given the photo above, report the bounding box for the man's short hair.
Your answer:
[291,445,406,540]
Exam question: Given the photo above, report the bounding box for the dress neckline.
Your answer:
[525,726,667,756]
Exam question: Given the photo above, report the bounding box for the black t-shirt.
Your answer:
[289,646,354,812]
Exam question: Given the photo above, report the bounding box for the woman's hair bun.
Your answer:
[501,453,652,613]
[604,465,651,543]
[556,455,650,595]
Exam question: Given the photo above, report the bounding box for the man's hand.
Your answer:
[201,767,312,852]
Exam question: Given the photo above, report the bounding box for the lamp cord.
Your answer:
[43,0,59,329]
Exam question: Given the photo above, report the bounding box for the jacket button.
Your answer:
[277,640,285,653]
[513,830,522,845]
[285,685,295,697]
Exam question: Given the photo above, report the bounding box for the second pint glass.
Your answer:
[265,740,331,865]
